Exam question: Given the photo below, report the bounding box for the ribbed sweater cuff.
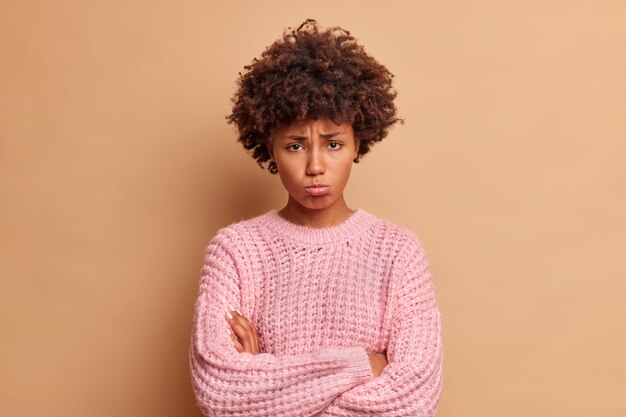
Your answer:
[349,347,374,385]
[325,346,373,386]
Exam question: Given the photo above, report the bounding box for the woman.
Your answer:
[189,19,443,416]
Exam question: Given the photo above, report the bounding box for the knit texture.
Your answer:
[189,208,443,416]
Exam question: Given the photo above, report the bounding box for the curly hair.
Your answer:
[226,19,403,174]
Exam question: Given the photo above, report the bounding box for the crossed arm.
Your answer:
[190,232,443,416]
[224,307,390,377]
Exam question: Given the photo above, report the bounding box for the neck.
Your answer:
[278,195,355,228]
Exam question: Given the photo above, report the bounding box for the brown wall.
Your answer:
[1,1,625,416]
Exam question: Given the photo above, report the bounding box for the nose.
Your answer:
[305,147,325,176]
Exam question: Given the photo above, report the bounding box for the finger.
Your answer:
[230,321,253,353]
[228,305,243,318]
[226,308,247,332]
[227,326,238,343]
[234,313,259,354]
[230,332,245,353]
[239,315,260,354]
[250,323,259,353]
[228,309,259,354]
[225,311,251,352]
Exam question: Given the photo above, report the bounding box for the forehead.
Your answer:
[276,117,351,135]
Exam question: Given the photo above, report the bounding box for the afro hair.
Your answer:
[226,19,403,174]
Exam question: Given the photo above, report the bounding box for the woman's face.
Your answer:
[269,117,359,212]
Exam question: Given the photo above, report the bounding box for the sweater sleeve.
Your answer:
[319,234,444,417]
[189,230,373,417]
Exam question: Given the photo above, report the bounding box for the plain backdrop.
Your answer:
[1,1,625,416]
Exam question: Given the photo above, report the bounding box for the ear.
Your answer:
[265,136,274,160]
[353,138,361,159]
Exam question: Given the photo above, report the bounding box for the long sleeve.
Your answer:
[189,230,373,417]
[319,235,444,417]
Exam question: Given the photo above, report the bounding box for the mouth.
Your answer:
[304,184,330,196]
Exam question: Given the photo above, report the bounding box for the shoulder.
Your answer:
[366,214,437,297]
[200,212,273,273]
[204,211,273,251]
[363,210,424,247]
[363,210,428,265]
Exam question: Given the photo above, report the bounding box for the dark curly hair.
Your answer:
[226,19,403,174]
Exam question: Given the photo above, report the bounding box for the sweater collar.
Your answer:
[259,208,374,246]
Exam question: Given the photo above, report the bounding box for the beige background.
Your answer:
[1,1,625,416]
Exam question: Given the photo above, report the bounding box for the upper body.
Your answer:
[189,208,443,416]
[190,19,444,417]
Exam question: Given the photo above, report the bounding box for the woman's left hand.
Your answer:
[225,307,260,355]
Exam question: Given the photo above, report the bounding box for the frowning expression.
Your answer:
[268,117,359,211]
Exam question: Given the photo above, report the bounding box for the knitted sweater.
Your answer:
[189,208,443,417]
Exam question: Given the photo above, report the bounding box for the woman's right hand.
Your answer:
[226,307,389,378]
[367,352,388,378]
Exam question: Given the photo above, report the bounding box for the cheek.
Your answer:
[275,159,301,186]
[320,163,350,192]
[331,156,354,178]
[341,165,353,185]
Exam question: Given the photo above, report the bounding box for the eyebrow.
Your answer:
[285,132,343,140]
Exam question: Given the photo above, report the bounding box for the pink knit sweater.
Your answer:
[189,208,443,416]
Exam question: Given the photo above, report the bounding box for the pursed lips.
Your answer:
[304,184,330,196]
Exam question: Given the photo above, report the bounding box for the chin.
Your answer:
[296,195,336,211]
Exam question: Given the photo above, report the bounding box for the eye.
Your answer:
[287,143,304,151]
[327,142,343,150]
